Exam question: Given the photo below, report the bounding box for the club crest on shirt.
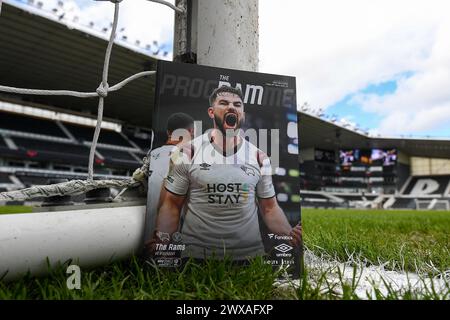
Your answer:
[199,162,211,170]
[240,165,256,176]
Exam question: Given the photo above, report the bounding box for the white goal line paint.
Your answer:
[275,250,449,299]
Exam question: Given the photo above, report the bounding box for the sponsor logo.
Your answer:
[280,259,295,265]
[156,258,181,267]
[166,175,174,183]
[275,235,293,240]
[240,165,256,176]
[199,162,211,170]
[274,244,293,253]
[268,233,292,241]
[151,153,160,160]
[206,183,249,205]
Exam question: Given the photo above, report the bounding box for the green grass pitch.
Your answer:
[302,208,450,273]
[0,206,449,299]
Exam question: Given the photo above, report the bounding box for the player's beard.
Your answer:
[214,112,241,137]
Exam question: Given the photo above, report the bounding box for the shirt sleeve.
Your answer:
[256,156,276,199]
[164,148,190,196]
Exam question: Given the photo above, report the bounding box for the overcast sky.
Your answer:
[10,0,450,138]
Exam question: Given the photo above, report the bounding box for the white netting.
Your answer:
[431,200,450,211]
[0,0,183,202]
[415,199,450,210]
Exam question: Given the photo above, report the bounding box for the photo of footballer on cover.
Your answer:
[143,61,302,278]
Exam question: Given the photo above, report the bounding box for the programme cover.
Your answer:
[143,61,302,278]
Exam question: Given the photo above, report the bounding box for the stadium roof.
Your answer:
[0,1,157,127]
[1,1,449,159]
[300,112,450,158]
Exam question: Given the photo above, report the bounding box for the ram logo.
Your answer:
[199,163,211,170]
[240,165,256,176]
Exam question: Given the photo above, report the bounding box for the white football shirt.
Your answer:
[144,144,177,242]
[165,133,275,260]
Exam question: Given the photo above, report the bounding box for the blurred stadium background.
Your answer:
[0,0,449,211]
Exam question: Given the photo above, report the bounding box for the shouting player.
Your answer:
[150,85,301,261]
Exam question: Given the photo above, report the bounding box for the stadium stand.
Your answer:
[126,135,151,153]
[12,137,85,154]
[63,123,133,148]
[0,111,66,138]
[97,148,140,169]
[337,194,369,201]
[300,191,345,209]
[0,107,145,178]
[0,135,7,147]
[122,126,153,154]
[390,198,416,209]
[0,1,449,210]
[11,137,90,165]
[0,172,11,183]
[97,148,137,161]
[16,174,49,188]
[402,175,450,196]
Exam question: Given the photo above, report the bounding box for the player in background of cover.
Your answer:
[143,113,194,248]
[152,85,302,261]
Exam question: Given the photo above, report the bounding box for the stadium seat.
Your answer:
[63,123,133,148]
[0,111,66,138]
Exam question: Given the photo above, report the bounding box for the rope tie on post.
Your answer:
[96,83,109,98]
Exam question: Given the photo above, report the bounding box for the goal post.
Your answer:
[415,199,450,210]
[432,200,450,210]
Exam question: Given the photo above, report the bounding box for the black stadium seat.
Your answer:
[13,137,90,155]
[16,175,49,187]
[0,111,66,138]
[338,195,365,201]
[127,136,150,152]
[63,123,133,147]
[11,137,90,166]
[391,198,415,209]
[0,135,7,147]
[300,192,342,208]
[0,172,11,183]
[98,148,138,162]
[300,193,329,200]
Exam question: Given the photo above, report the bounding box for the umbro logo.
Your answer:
[274,244,293,253]
[200,163,211,170]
